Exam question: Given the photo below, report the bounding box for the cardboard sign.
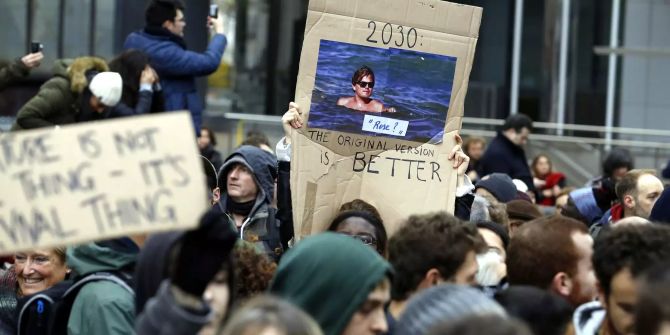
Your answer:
[291,0,482,237]
[0,113,208,253]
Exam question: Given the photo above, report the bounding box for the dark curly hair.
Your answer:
[388,212,485,300]
[233,243,277,300]
[593,224,670,296]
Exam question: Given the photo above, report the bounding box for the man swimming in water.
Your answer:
[337,66,396,113]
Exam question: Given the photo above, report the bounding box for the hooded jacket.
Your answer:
[217,145,283,259]
[11,57,109,131]
[270,233,393,335]
[123,28,227,135]
[573,301,605,335]
[0,58,30,91]
[66,240,138,335]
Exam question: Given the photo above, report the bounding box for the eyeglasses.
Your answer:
[356,81,375,88]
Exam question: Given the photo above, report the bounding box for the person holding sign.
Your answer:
[0,50,44,91]
[337,66,396,113]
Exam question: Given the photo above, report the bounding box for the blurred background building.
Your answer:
[1,0,669,184]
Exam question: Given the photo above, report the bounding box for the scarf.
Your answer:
[226,197,255,217]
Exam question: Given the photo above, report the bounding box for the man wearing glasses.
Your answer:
[337,66,396,113]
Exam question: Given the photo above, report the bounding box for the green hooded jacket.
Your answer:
[269,233,392,335]
[0,58,29,91]
[66,242,137,335]
[11,56,108,131]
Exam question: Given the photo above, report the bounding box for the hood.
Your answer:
[134,231,183,315]
[67,238,138,277]
[650,188,670,224]
[51,56,109,94]
[217,145,277,206]
[269,233,392,335]
[573,301,605,335]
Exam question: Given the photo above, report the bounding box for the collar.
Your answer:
[143,26,187,49]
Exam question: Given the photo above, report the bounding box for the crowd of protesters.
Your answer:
[2,0,670,334]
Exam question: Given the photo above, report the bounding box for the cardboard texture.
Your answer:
[291,0,482,237]
[0,113,208,253]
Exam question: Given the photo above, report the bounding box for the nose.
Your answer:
[22,261,35,276]
[370,310,388,333]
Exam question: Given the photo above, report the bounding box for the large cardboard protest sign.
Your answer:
[0,113,208,253]
[291,0,482,237]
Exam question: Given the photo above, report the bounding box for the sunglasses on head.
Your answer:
[356,81,375,88]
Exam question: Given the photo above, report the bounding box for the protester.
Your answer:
[11,57,122,130]
[475,173,518,204]
[463,136,486,181]
[216,145,286,261]
[107,49,165,118]
[573,225,670,335]
[395,284,506,335]
[427,314,533,335]
[231,243,276,301]
[649,187,670,224]
[339,199,383,221]
[220,295,323,335]
[477,113,534,191]
[386,212,486,332]
[590,169,664,237]
[588,148,634,187]
[0,51,44,91]
[506,215,597,309]
[532,154,566,206]
[635,262,670,335]
[64,238,140,334]
[505,199,543,236]
[199,126,224,170]
[135,208,238,335]
[269,233,392,335]
[123,0,227,135]
[328,210,387,256]
[241,129,274,154]
[495,286,573,335]
[475,221,509,290]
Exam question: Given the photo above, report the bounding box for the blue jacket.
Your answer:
[123,29,227,134]
[477,132,534,191]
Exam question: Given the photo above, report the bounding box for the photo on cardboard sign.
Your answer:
[308,39,457,143]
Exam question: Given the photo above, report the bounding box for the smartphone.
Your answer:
[31,41,43,53]
[209,4,218,18]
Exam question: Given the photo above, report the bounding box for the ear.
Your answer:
[550,272,573,298]
[623,194,635,210]
[161,20,173,29]
[212,187,221,203]
[416,268,443,290]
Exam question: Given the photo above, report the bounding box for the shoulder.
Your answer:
[337,97,351,105]
[74,280,134,307]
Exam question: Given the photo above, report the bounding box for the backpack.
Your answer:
[16,272,134,335]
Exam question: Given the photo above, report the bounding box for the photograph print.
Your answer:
[308,39,457,143]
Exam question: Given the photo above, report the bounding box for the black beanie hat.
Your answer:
[476,221,510,249]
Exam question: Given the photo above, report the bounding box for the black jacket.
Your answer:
[477,132,534,191]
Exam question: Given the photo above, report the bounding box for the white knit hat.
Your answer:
[89,72,122,107]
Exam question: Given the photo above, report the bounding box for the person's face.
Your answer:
[534,156,551,176]
[451,250,479,285]
[468,142,484,161]
[478,228,506,261]
[226,163,258,203]
[352,74,374,99]
[566,232,598,307]
[335,217,379,252]
[508,127,530,146]
[198,129,211,150]
[199,271,230,335]
[631,174,664,219]
[15,249,68,296]
[601,267,637,335]
[340,278,390,335]
[165,9,186,37]
[89,96,107,114]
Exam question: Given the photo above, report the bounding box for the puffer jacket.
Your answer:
[11,57,108,131]
[0,58,30,91]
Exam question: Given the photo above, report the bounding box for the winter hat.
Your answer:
[88,71,122,106]
[476,173,517,203]
[650,188,670,224]
[512,179,529,192]
[506,200,542,222]
[569,187,603,224]
[476,221,510,249]
[395,284,506,335]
